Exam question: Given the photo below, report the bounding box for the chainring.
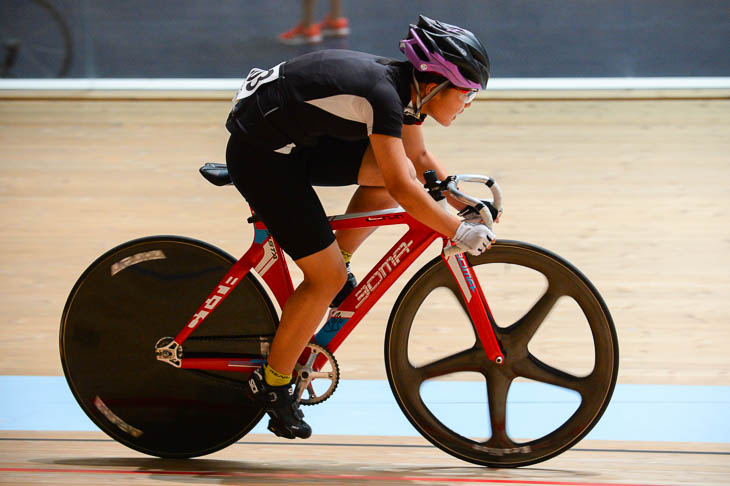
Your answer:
[294,343,340,405]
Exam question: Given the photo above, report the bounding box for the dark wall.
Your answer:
[2,0,728,79]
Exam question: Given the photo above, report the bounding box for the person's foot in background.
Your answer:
[278,22,323,45]
[318,15,349,38]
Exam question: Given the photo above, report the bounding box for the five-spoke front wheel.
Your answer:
[384,240,618,468]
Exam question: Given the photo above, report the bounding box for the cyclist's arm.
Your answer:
[369,133,461,238]
[402,123,468,211]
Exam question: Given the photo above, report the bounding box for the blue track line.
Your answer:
[1,377,728,443]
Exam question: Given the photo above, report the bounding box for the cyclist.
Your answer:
[225,15,493,439]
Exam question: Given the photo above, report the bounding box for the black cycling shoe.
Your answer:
[330,265,357,308]
[247,367,312,439]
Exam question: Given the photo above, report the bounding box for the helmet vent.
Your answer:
[411,43,430,63]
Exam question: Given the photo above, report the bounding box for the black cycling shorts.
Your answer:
[226,133,369,261]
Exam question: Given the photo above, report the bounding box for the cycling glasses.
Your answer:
[453,86,479,103]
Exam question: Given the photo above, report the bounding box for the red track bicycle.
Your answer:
[60,164,618,468]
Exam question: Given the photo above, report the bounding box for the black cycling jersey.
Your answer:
[225,49,425,261]
[226,49,425,153]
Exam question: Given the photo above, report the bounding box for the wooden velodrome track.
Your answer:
[1,88,729,485]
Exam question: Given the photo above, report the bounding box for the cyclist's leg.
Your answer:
[334,185,396,253]
[228,135,349,370]
[227,133,348,437]
[333,143,416,254]
[300,137,399,254]
[248,242,345,439]
[267,241,347,373]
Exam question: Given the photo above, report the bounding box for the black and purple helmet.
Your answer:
[399,15,490,90]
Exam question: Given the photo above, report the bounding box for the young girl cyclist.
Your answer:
[225,15,494,439]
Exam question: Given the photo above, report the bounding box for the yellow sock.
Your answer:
[340,249,353,265]
[264,363,292,387]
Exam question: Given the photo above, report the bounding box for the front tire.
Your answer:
[385,240,618,467]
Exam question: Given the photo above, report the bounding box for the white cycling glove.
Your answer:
[452,221,495,256]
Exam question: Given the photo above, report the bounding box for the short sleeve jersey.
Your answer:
[231,49,424,151]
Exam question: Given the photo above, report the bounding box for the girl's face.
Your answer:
[420,83,474,127]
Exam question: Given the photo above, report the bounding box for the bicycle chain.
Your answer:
[181,367,251,392]
[185,334,274,343]
[176,335,271,393]
[176,339,340,406]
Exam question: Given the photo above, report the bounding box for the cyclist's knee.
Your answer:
[296,244,348,295]
[303,263,347,297]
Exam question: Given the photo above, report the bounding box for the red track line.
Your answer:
[0,467,671,486]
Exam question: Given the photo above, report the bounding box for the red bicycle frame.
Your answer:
[165,208,504,372]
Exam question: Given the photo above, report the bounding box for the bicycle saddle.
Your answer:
[199,163,233,186]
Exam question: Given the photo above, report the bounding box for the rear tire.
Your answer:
[60,236,278,458]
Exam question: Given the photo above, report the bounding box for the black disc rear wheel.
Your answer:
[385,241,618,467]
[60,236,278,458]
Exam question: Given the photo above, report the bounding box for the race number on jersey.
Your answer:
[233,62,284,104]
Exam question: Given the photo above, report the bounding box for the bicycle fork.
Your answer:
[442,249,504,364]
